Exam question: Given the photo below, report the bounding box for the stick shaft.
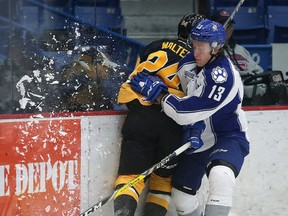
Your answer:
[223,0,246,28]
[80,142,190,216]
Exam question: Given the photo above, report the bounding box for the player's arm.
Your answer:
[160,68,237,125]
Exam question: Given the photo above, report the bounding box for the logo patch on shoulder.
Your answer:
[211,66,228,83]
[184,69,196,79]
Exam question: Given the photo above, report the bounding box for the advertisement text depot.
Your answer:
[0,160,78,196]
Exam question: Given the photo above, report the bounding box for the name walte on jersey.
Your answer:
[161,42,189,58]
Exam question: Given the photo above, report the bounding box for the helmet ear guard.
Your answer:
[210,42,218,50]
[210,41,224,51]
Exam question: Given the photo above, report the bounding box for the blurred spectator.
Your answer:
[211,9,266,105]
[9,40,127,113]
[1,33,132,114]
[14,59,60,113]
[59,47,125,111]
[0,38,43,114]
[0,57,9,113]
[211,9,264,75]
[12,39,62,113]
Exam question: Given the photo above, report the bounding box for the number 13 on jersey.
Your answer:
[208,85,225,101]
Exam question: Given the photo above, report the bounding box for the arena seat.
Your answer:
[274,26,288,43]
[215,6,267,44]
[258,0,288,9]
[74,6,123,28]
[209,0,258,14]
[267,6,288,43]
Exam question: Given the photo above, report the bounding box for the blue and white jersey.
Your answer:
[162,52,249,152]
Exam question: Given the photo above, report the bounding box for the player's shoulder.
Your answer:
[145,38,185,50]
[178,52,194,67]
[140,38,189,62]
[206,56,235,83]
[139,39,170,60]
[211,55,232,69]
[181,51,194,61]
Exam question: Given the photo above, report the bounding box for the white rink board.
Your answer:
[80,115,124,216]
[80,110,288,216]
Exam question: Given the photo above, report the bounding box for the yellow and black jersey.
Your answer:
[118,39,190,106]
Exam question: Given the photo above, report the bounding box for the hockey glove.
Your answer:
[182,121,206,155]
[130,72,168,103]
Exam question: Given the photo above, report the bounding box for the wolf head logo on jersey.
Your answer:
[211,66,228,83]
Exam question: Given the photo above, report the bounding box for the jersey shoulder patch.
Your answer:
[211,66,228,83]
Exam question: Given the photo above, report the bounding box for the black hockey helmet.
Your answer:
[178,13,205,40]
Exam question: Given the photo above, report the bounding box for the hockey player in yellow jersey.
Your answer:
[114,13,205,216]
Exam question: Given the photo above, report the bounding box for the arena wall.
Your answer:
[0,107,287,215]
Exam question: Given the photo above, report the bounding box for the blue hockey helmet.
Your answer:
[189,19,226,49]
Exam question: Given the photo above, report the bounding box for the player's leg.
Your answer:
[114,135,152,216]
[144,172,172,216]
[172,187,203,216]
[205,165,235,216]
[114,101,162,216]
[204,137,249,216]
[171,153,207,216]
[114,174,146,216]
[143,112,183,216]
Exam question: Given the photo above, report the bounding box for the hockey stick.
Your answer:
[80,142,191,216]
[223,0,246,28]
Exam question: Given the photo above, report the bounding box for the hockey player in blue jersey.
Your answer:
[130,19,250,216]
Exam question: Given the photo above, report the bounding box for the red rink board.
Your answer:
[0,119,81,215]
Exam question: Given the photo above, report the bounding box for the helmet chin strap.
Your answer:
[207,54,215,66]
[209,42,223,61]
[206,45,219,65]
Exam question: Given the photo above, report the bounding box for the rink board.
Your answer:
[0,107,288,216]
